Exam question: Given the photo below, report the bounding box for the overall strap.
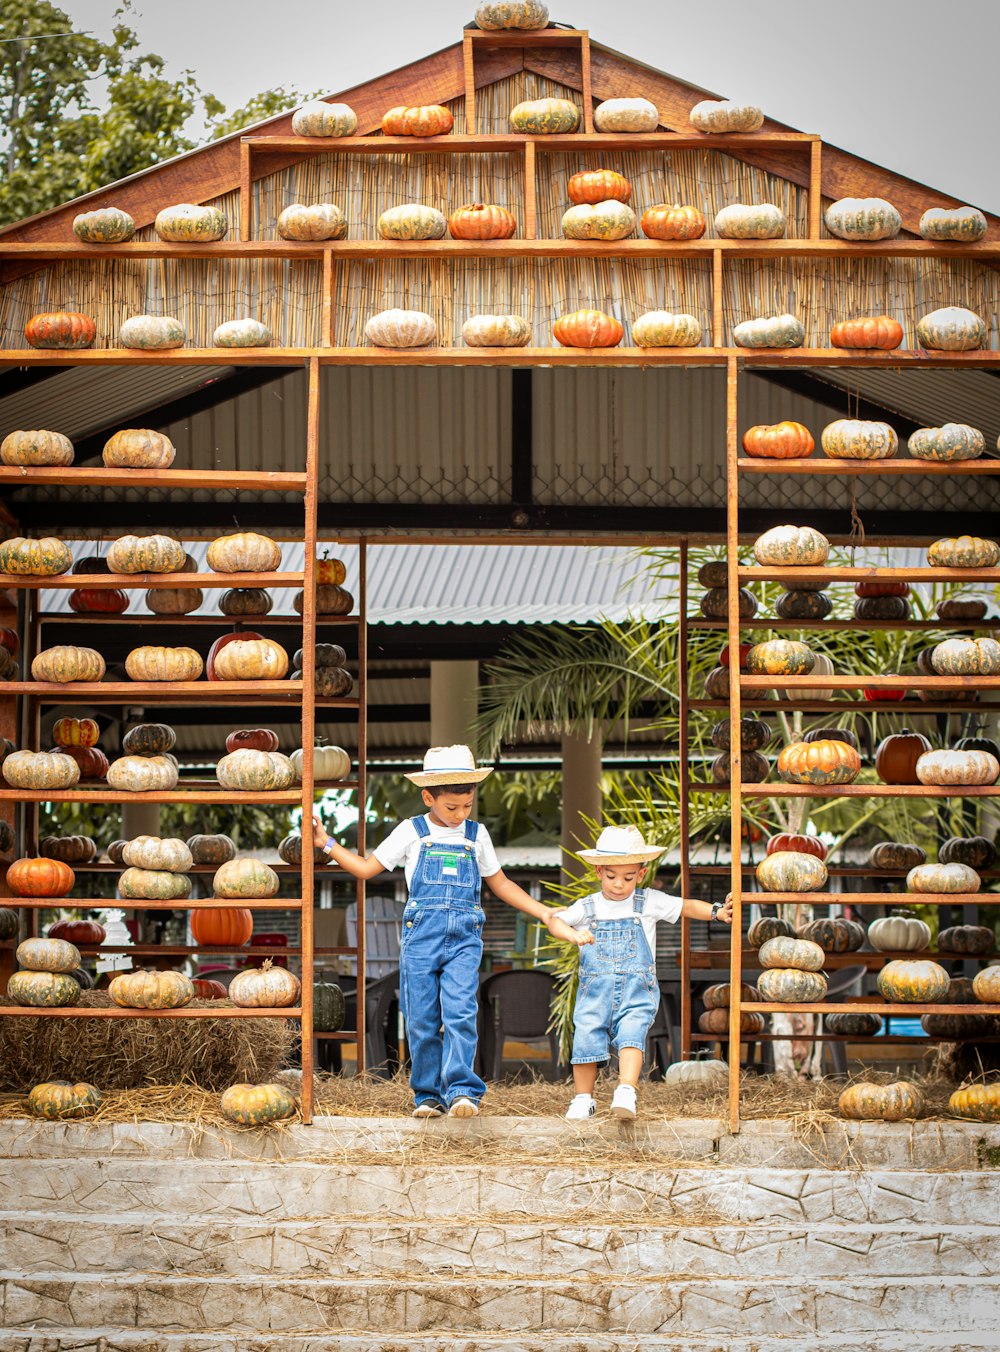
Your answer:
[411,815,431,839]
[464,819,480,843]
[580,896,597,922]
[632,889,647,916]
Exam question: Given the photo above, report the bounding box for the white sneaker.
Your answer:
[565,1094,597,1122]
[412,1102,444,1119]
[447,1097,479,1118]
[611,1083,637,1121]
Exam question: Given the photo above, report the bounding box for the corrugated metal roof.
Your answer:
[816,368,1000,449]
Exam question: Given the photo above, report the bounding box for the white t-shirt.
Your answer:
[559,890,683,956]
[373,816,501,890]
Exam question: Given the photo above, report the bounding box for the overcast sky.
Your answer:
[62,0,998,212]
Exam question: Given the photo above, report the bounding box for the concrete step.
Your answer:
[1,1116,996,1170]
[3,1274,1000,1337]
[2,1337,1000,1352]
[5,1158,999,1224]
[3,1217,998,1279]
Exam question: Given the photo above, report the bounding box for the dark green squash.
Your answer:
[939,835,997,869]
[825,1012,883,1036]
[803,726,860,751]
[710,750,770,784]
[710,716,772,752]
[955,736,1000,759]
[700,587,757,620]
[697,561,729,588]
[747,916,795,947]
[0,907,19,940]
[868,842,926,871]
[853,595,911,621]
[186,834,237,865]
[775,590,832,620]
[938,925,995,956]
[122,723,177,756]
[797,917,865,953]
[314,982,346,1031]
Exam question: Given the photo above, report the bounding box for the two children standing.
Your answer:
[314,745,732,1120]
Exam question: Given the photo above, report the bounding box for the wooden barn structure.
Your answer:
[2,20,1000,1128]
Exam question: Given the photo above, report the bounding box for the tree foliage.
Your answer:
[0,1,302,225]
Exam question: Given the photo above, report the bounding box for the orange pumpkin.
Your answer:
[381,104,453,137]
[191,978,228,999]
[52,717,100,748]
[190,907,254,948]
[742,422,814,460]
[640,203,706,240]
[552,310,623,349]
[567,170,633,205]
[25,312,97,350]
[765,832,827,860]
[448,204,517,239]
[777,739,862,786]
[7,857,75,897]
[830,316,904,351]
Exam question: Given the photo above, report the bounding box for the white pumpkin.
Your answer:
[916,307,988,352]
[867,912,931,953]
[689,100,764,134]
[783,653,834,703]
[290,745,352,783]
[907,862,980,894]
[662,1058,729,1089]
[824,198,902,241]
[462,315,532,347]
[915,749,1000,787]
[365,309,437,349]
[918,207,987,243]
[732,314,805,349]
[593,97,658,133]
[631,312,702,348]
[714,203,786,240]
[291,102,358,138]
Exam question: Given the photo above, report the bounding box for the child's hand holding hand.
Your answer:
[311,814,331,851]
[719,893,734,925]
[547,912,594,947]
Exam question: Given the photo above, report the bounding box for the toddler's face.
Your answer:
[595,863,642,900]
[422,788,475,828]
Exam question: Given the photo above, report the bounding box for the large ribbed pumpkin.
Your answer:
[732,314,804,349]
[145,587,204,616]
[714,203,785,239]
[877,959,950,1003]
[31,646,105,683]
[867,910,930,952]
[829,316,903,350]
[552,311,623,348]
[755,851,828,893]
[462,315,532,347]
[826,1012,883,1037]
[52,716,99,747]
[376,205,447,241]
[365,309,437,348]
[107,535,185,574]
[40,836,97,865]
[381,105,454,137]
[448,204,517,239]
[742,422,814,459]
[919,207,987,242]
[698,1008,766,1034]
[73,207,135,243]
[0,537,72,576]
[109,969,193,1009]
[119,316,185,350]
[915,749,999,786]
[948,1084,1000,1123]
[1,430,74,466]
[916,307,987,351]
[186,834,237,865]
[756,969,828,1002]
[219,588,274,616]
[631,312,702,348]
[592,97,658,132]
[16,936,81,972]
[213,319,272,349]
[938,925,995,955]
[106,755,179,792]
[747,916,795,947]
[797,918,865,953]
[28,1081,102,1119]
[702,981,759,1009]
[777,739,861,785]
[931,637,1000,675]
[122,836,193,873]
[211,639,289,682]
[766,833,826,860]
[475,1,550,28]
[291,101,357,137]
[213,858,280,899]
[753,524,829,566]
[215,749,295,791]
[118,867,192,901]
[220,1083,297,1126]
[874,728,932,784]
[689,100,763,133]
[758,936,825,971]
[25,312,96,350]
[154,204,227,242]
[940,836,997,869]
[825,198,901,240]
[125,646,203,682]
[561,200,636,241]
[3,751,80,791]
[509,99,579,133]
[908,424,985,462]
[869,842,926,871]
[229,959,301,1008]
[122,723,176,755]
[821,419,898,460]
[103,429,176,468]
[226,729,280,753]
[927,535,999,569]
[640,203,705,239]
[569,170,633,206]
[190,907,254,947]
[973,967,1000,1004]
[7,971,80,1007]
[277,203,348,241]
[746,640,815,676]
[839,1081,923,1121]
[206,533,281,574]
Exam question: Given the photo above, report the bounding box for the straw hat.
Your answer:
[579,824,666,866]
[405,744,494,787]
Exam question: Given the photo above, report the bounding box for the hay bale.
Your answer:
[0,993,296,1091]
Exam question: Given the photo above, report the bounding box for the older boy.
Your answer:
[313,744,589,1120]
[556,824,733,1122]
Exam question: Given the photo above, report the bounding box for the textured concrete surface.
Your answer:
[3,1339,1000,1352]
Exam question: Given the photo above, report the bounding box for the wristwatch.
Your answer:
[709,901,724,922]
[322,838,336,856]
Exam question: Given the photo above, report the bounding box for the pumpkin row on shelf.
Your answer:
[0,531,283,579]
[748,905,996,958]
[743,417,996,462]
[751,527,1000,571]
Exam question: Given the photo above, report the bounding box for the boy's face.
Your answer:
[594,863,643,900]
[422,787,475,829]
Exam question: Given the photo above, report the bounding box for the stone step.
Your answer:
[2,1116,996,1170]
[1,1337,999,1352]
[3,1217,998,1280]
[3,1274,999,1337]
[5,1158,998,1224]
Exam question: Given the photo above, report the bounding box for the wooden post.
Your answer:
[300,357,321,1122]
[712,249,724,350]
[239,141,252,243]
[724,356,742,1135]
[678,539,691,1059]
[580,34,594,134]
[0,587,16,985]
[523,142,537,241]
[463,34,477,136]
[356,537,368,1073]
[321,250,333,349]
[809,141,823,240]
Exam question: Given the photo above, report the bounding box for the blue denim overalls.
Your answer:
[399,816,487,1109]
[570,890,660,1064]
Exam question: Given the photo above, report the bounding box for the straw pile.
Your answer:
[0,993,296,1092]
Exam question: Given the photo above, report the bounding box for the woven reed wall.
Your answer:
[471,71,584,135]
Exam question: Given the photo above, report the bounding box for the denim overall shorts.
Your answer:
[570,890,660,1064]
[399,816,487,1108]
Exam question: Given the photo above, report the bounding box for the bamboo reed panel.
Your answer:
[472,71,584,136]
[331,256,712,347]
[535,150,810,243]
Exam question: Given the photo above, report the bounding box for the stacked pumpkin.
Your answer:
[49,716,108,783]
[927,534,999,570]
[69,554,129,616]
[216,737,295,791]
[709,715,771,784]
[110,968,194,1009]
[754,524,832,627]
[703,639,749,701]
[7,935,83,1008]
[4,748,81,792]
[697,981,765,1036]
[755,833,828,896]
[756,935,828,1004]
[872,906,950,1005]
[108,722,179,793]
[118,835,193,903]
[698,558,757,623]
[290,644,352,698]
[147,549,202,618]
[295,550,354,617]
[855,579,911,624]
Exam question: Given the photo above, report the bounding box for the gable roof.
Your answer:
[1,32,995,252]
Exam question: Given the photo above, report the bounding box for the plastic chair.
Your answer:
[325,970,400,1077]
[477,969,560,1081]
[345,897,404,979]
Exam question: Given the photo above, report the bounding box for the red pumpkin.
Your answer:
[765,832,827,861]
[207,631,264,681]
[864,686,906,702]
[719,643,751,669]
[0,628,20,657]
[191,977,228,999]
[190,908,254,947]
[225,728,280,753]
[51,745,109,779]
[25,312,97,350]
[68,587,129,614]
[569,170,633,206]
[855,581,910,598]
[48,920,106,945]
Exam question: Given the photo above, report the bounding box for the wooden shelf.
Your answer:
[723,891,998,905]
[739,566,1000,583]
[690,948,997,968]
[690,618,998,631]
[736,457,1000,475]
[0,1005,303,1019]
[689,865,1000,879]
[38,614,358,626]
[690,698,1000,714]
[242,131,820,154]
[0,572,304,590]
[67,863,332,874]
[0,788,303,804]
[695,783,1000,798]
[691,1032,994,1044]
[743,674,1000,690]
[71,944,357,957]
[6,897,306,910]
[0,468,306,491]
[752,1001,1000,1015]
